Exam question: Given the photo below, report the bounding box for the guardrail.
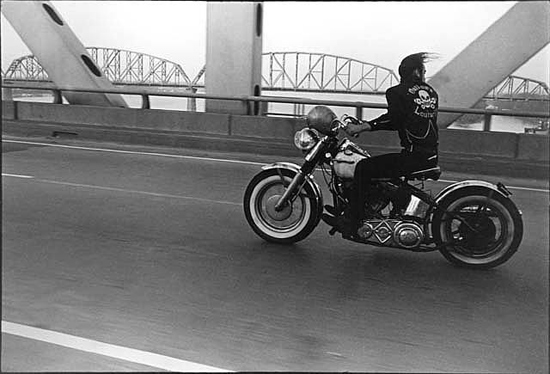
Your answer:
[2,80,549,132]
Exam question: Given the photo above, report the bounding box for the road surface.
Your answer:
[2,136,548,372]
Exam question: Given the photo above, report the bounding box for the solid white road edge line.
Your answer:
[2,321,232,372]
[3,139,548,193]
[2,139,266,166]
[37,179,243,206]
[437,179,548,193]
[2,173,34,179]
[3,173,242,206]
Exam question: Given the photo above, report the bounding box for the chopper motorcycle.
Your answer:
[243,106,523,269]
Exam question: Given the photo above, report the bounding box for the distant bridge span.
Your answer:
[3,47,194,87]
[2,47,548,101]
[485,75,550,100]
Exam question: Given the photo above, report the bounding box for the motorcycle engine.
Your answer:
[363,183,392,217]
[357,219,424,249]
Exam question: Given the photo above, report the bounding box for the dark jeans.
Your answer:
[349,150,438,222]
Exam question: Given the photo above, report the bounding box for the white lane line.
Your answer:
[438,179,548,193]
[2,173,34,179]
[2,321,231,372]
[37,179,242,207]
[508,186,549,193]
[3,139,547,193]
[2,139,265,166]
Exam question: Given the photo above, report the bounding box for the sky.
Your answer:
[1,1,549,84]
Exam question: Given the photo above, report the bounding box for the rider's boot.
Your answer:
[341,218,359,239]
[321,212,358,239]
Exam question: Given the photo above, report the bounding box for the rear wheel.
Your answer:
[243,168,321,244]
[433,187,523,269]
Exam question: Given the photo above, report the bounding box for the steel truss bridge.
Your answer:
[2,47,549,101]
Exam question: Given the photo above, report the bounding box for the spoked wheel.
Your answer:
[433,188,523,269]
[243,168,321,244]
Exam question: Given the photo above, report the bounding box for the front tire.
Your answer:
[432,187,523,269]
[244,168,321,244]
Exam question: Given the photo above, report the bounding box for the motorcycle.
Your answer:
[243,106,523,269]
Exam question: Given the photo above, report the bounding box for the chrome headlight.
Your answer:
[294,128,320,151]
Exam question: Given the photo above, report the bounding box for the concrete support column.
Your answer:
[428,1,550,127]
[1,0,127,107]
[205,2,263,115]
[2,87,14,101]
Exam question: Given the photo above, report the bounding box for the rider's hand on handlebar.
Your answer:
[342,116,372,137]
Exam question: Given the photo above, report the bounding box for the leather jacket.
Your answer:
[368,78,439,155]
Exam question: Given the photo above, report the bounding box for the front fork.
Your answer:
[274,139,326,212]
[274,170,307,211]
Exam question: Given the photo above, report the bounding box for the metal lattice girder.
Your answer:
[4,47,549,102]
[4,47,192,86]
[487,75,550,99]
[261,52,399,93]
[4,54,49,80]
[191,66,206,86]
[85,47,192,86]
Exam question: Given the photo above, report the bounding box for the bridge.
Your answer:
[2,47,195,87]
[2,47,548,101]
[485,75,550,101]
[1,3,549,372]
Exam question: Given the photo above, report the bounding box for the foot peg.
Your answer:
[324,205,338,216]
[321,213,337,227]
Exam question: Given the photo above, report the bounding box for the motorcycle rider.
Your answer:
[323,52,440,237]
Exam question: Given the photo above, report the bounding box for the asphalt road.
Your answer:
[2,136,548,372]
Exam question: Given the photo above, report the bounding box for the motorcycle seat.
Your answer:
[405,166,441,181]
[370,166,441,182]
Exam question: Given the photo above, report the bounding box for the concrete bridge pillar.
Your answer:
[429,1,550,127]
[1,0,127,107]
[205,2,263,115]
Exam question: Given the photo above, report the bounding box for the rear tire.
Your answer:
[243,168,321,244]
[433,187,523,269]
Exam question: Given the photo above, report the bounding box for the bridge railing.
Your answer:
[2,81,549,133]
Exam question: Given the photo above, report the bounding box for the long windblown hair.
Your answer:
[398,52,439,82]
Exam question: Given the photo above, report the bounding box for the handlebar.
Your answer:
[333,114,362,137]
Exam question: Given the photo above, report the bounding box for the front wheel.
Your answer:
[432,187,523,269]
[244,168,321,244]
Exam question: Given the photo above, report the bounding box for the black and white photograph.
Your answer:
[1,1,548,372]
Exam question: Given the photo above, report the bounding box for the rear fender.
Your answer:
[426,180,518,238]
[435,180,511,204]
